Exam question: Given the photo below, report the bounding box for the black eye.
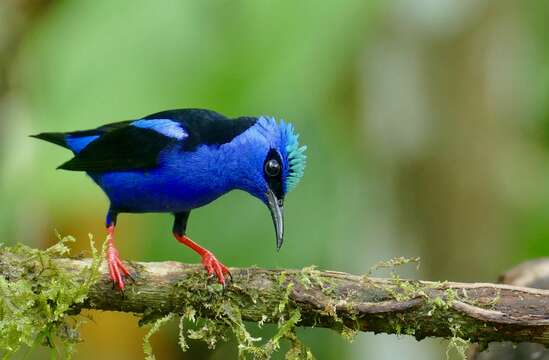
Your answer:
[265,159,281,177]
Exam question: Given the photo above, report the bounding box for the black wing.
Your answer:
[54,108,256,172]
[145,108,257,151]
[58,125,174,172]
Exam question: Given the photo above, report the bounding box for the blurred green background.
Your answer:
[2,0,549,359]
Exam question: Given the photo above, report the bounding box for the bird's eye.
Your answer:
[265,159,281,177]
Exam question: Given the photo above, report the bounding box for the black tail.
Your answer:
[30,132,69,149]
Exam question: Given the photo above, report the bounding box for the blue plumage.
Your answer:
[32,108,307,290]
[65,135,100,153]
[91,119,270,211]
[131,119,188,140]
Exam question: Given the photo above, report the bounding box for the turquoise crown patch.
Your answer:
[280,120,307,192]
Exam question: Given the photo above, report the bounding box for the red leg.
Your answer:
[107,225,131,291]
[174,234,231,286]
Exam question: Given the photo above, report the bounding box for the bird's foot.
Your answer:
[201,251,231,286]
[107,243,132,291]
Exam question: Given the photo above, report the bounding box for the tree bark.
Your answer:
[470,259,549,358]
[3,248,549,347]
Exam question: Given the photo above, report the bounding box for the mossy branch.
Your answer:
[4,247,549,348]
[4,241,549,359]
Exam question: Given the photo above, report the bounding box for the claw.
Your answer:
[201,251,231,287]
[107,242,131,291]
[174,234,232,287]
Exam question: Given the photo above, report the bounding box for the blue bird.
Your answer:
[32,109,307,289]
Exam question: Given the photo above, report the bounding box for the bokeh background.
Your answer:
[2,0,549,359]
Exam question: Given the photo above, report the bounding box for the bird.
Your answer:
[31,108,307,290]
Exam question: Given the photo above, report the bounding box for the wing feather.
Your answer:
[51,109,255,172]
[58,125,175,172]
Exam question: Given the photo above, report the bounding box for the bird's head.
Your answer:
[234,116,307,251]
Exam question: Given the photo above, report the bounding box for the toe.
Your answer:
[116,258,131,277]
[200,252,230,286]
[203,259,214,276]
[108,261,116,281]
[115,266,124,290]
[221,263,230,274]
[213,262,225,286]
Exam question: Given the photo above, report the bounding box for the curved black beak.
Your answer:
[266,189,284,251]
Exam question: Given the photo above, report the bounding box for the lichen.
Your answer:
[0,233,104,359]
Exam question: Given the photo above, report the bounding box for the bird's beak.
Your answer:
[266,189,284,251]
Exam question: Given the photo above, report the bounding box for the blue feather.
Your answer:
[65,135,99,153]
[277,119,307,193]
[91,122,267,211]
[131,119,188,140]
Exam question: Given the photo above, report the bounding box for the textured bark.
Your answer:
[3,247,549,346]
[470,259,549,358]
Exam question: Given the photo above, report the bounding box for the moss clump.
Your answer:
[0,234,103,359]
[363,256,474,359]
[366,256,421,277]
[141,270,313,360]
[143,313,175,360]
[298,266,323,290]
[446,323,470,360]
[364,256,425,303]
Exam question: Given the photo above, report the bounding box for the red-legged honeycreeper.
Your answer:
[32,109,307,289]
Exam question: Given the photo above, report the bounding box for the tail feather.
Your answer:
[30,132,69,149]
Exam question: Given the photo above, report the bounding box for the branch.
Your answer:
[49,262,549,345]
[3,247,549,347]
[469,258,549,358]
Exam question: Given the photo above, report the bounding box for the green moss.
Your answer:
[140,269,314,359]
[363,256,475,358]
[0,234,103,359]
[298,266,324,290]
[0,241,481,359]
[366,256,421,276]
[446,323,470,360]
[298,266,336,298]
[363,256,427,303]
[143,313,175,360]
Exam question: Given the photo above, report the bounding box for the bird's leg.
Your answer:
[175,234,231,285]
[106,211,131,291]
[173,212,231,286]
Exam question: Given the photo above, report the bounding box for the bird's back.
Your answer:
[32,109,257,172]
